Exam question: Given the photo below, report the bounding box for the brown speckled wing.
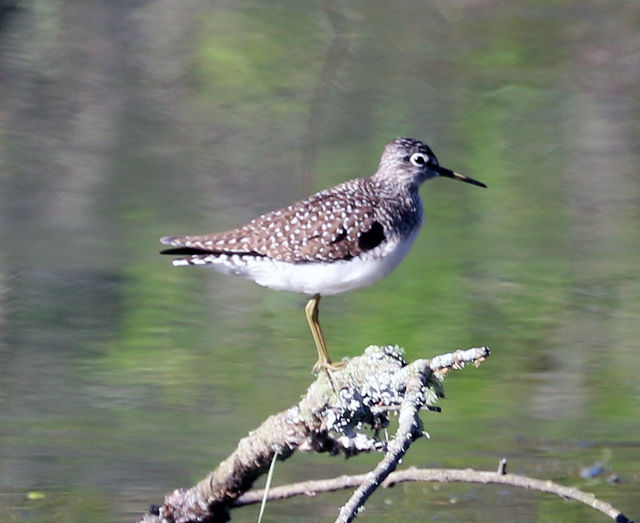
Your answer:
[161,178,386,263]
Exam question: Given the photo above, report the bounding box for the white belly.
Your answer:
[181,230,421,296]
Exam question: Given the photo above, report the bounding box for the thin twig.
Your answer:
[257,451,279,523]
[234,465,632,523]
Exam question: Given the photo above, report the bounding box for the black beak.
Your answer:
[436,166,486,188]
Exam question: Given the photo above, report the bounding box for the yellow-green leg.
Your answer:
[305,294,344,373]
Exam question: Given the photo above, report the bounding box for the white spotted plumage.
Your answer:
[169,226,421,296]
[161,137,484,297]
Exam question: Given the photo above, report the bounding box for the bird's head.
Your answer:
[374,137,486,191]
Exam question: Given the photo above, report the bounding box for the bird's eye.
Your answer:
[409,152,428,167]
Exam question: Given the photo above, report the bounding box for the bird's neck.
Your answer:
[370,173,417,199]
[369,177,424,233]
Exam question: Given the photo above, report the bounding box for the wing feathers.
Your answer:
[160,178,388,264]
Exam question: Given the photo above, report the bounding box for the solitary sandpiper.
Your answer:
[161,137,486,372]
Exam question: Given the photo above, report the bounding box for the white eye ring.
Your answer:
[409,152,429,167]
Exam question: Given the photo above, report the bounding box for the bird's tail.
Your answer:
[160,236,217,266]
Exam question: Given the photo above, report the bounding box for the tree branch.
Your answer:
[335,360,429,523]
[233,464,632,523]
[138,345,490,523]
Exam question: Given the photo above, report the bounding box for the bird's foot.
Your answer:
[312,359,347,375]
[313,359,348,393]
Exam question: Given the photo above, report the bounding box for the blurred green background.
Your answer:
[1,1,639,521]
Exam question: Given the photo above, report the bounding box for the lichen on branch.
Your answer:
[139,345,490,523]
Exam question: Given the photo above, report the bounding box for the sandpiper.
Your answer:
[161,137,486,372]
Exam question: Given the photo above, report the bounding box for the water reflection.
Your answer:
[1,1,639,521]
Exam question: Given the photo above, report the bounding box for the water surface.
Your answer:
[1,1,639,521]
